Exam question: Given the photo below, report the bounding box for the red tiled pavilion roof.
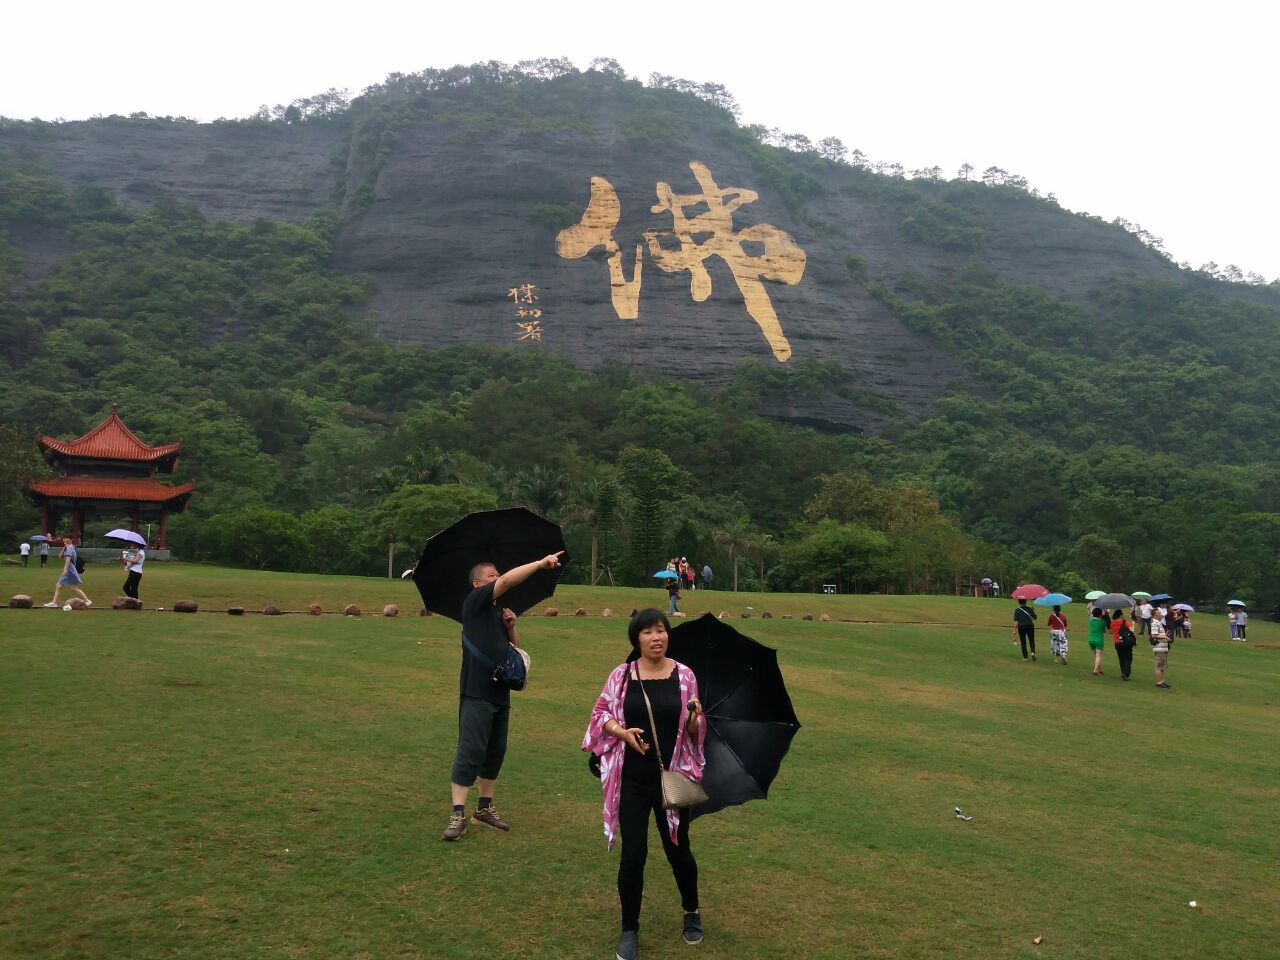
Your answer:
[39,411,181,464]
[27,476,196,504]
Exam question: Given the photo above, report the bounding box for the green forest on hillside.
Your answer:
[2,63,1279,607]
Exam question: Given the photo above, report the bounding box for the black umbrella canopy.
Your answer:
[634,613,801,819]
[411,507,568,622]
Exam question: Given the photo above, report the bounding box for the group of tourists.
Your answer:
[1013,596,1195,689]
[443,552,704,960]
[14,536,146,608]
[662,557,713,616]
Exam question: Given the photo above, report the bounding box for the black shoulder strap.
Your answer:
[461,632,498,672]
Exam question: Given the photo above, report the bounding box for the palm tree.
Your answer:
[753,532,780,590]
[714,517,756,592]
[563,473,621,585]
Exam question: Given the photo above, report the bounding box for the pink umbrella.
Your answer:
[1010,583,1050,600]
[1172,603,1195,612]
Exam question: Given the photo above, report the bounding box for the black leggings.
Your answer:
[618,772,698,932]
[1114,643,1133,679]
[1017,624,1036,658]
[123,571,142,599]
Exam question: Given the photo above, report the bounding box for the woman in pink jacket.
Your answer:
[583,609,707,960]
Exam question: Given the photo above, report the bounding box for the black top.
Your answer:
[1014,604,1037,625]
[621,665,681,781]
[459,582,511,706]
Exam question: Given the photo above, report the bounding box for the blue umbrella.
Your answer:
[1149,593,1174,602]
[1226,599,1246,607]
[29,534,53,542]
[1033,593,1072,606]
[653,570,680,579]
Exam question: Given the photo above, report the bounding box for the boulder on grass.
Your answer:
[228,606,245,616]
[761,611,773,619]
[307,603,322,616]
[601,608,615,618]
[262,604,283,616]
[111,596,127,610]
[544,608,558,617]
[740,612,751,618]
[802,614,814,621]
[672,611,686,617]
[419,608,433,617]
[574,608,587,617]
[8,594,33,609]
[123,598,143,610]
[781,614,794,620]
[820,613,832,622]
[719,610,730,619]
[629,609,638,618]
[67,598,89,610]
[173,599,198,613]
[343,603,361,617]
[383,604,399,617]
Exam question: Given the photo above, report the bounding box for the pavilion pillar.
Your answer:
[158,510,169,549]
[131,507,141,533]
[72,507,85,545]
[40,504,51,536]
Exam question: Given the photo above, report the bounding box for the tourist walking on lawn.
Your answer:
[1047,605,1068,664]
[39,540,49,567]
[582,609,707,960]
[19,541,30,566]
[120,545,145,600]
[666,576,681,616]
[1151,607,1172,689]
[1236,606,1248,641]
[1228,608,1238,640]
[1014,598,1038,661]
[1109,609,1137,680]
[43,537,91,609]
[1136,598,1152,635]
[441,550,563,842]
[1087,608,1109,676]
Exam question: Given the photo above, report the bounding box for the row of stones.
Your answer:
[8,595,834,621]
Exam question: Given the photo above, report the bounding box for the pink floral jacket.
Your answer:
[581,660,706,849]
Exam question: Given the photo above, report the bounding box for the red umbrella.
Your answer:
[1009,583,1050,600]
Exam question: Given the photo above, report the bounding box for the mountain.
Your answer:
[7,65,1272,432]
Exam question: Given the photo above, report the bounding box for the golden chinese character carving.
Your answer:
[555,177,643,320]
[515,320,544,341]
[556,163,805,361]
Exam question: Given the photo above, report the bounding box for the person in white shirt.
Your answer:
[121,547,145,600]
[1236,607,1248,641]
[1137,600,1153,635]
[1150,608,1171,689]
[19,541,31,566]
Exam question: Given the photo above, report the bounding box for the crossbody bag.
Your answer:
[635,665,708,810]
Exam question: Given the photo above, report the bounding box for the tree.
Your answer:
[368,484,498,566]
[0,421,47,541]
[563,471,622,585]
[780,520,892,593]
[618,447,684,581]
[957,163,974,180]
[713,516,756,592]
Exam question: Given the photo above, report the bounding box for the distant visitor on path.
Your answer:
[442,550,563,842]
[582,609,707,960]
[39,540,49,567]
[702,564,712,589]
[1013,598,1037,661]
[43,537,91,609]
[19,541,30,566]
[666,576,681,616]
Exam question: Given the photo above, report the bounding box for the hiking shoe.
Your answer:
[682,911,703,945]
[441,811,468,841]
[472,805,509,831]
[1157,682,1172,689]
[616,929,639,960]
[1030,653,1036,661]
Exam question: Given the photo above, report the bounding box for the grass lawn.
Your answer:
[2,563,1277,959]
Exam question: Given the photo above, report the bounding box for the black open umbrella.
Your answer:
[411,507,568,623]
[632,613,801,819]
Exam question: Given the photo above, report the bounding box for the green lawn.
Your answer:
[2,564,1277,959]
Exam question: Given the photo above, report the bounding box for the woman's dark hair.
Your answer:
[628,608,670,650]
[1092,607,1104,618]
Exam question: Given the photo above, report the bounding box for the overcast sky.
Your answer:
[6,1,1276,279]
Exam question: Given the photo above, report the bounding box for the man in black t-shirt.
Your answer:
[443,550,563,842]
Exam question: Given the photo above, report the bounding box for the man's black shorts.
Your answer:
[451,697,510,785]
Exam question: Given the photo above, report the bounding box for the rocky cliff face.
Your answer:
[0,75,1226,429]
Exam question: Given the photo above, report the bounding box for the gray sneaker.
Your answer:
[441,811,467,841]
[682,911,703,945]
[615,929,639,960]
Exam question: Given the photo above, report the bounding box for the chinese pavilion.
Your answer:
[26,407,195,547]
